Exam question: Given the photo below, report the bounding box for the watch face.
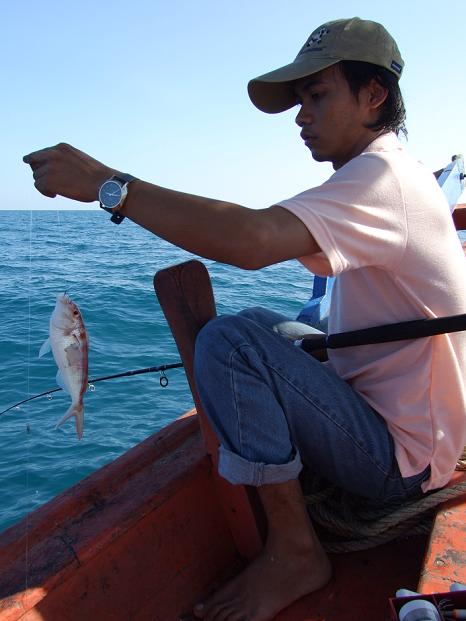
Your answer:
[99,180,123,209]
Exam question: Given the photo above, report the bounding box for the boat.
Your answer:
[0,156,465,621]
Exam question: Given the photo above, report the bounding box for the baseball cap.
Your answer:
[248,17,404,114]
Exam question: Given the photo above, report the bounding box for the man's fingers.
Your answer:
[32,165,53,182]
[31,164,57,197]
[25,151,59,196]
[23,155,40,171]
[23,148,52,165]
[34,178,57,198]
[32,166,44,180]
[23,144,66,168]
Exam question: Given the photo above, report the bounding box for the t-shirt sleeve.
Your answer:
[276,153,408,276]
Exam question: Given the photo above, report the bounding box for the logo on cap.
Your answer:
[304,27,330,50]
[390,60,403,74]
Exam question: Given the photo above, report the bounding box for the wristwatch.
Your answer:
[99,173,137,224]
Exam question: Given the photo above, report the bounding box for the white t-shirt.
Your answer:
[278,132,466,492]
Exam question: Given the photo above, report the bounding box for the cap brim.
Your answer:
[248,56,340,113]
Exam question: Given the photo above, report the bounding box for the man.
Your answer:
[24,18,466,621]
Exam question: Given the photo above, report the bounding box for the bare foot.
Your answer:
[192,538,331,621]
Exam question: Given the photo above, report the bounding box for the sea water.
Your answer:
[0,210,314,533]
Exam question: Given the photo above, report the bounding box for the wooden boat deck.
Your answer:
[0,408,464,620]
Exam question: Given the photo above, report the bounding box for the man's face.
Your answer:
[294,65,378,170]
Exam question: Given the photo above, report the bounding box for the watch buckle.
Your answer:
[110,211,125,224]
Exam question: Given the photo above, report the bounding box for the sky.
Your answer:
[3,0,466,211]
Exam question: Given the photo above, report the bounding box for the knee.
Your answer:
[196,315,234,351]
[194,315,241,393]
[195,315,237,370]
[238,306,290,330]
[237,306,268,321]
[195,313,256,368]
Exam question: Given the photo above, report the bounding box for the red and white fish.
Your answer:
[39,294,89,439]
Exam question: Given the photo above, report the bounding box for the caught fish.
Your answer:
[39,294,89,439]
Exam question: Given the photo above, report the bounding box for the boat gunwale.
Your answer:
[0,409,207,603]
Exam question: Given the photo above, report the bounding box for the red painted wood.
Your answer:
[453,204,466,230]
[418,470,466,594]
[0,412,240,620]
[0,412,198,573]
[0,412,462,619]
[273,536,427,621]
[154,260,265,559]
[154,261,217,452]
[22,466,239,621]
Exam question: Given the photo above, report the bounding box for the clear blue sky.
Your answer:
[4,0,466,211]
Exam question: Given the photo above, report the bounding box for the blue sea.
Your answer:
[0,210,313,533]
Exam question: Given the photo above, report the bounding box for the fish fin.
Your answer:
[55,370,70,394]
[64,340,79,354]
[38,338,51,358]
[55,402,84,440]
[68,330,88,352]
[75,408,84,440]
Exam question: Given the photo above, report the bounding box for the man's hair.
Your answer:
[339,60,407,138]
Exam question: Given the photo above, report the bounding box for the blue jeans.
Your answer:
[194,307,430,503]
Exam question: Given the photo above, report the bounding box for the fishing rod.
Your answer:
[4,312,466,417]
[0,362,184,417]
[301,313,466,352]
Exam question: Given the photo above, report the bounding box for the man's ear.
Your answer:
[365,78,389,111]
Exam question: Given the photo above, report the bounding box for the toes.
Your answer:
[222,611,248,621]
[209,605,244,621]
[193,602,206,618]
[201,602,232,621]
[194,598,245,621]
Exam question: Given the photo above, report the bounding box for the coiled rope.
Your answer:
[302,455,466,554]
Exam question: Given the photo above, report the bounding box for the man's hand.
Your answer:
[23,143,115,203]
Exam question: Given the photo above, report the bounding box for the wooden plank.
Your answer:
[272,537,427,621]
[154,260,217,451]
[453,204,466,230]
[418,471,466,594]
[0,413,238,620]
[20,460,239,621]
[0,413,198,577]
[154,260,265,559]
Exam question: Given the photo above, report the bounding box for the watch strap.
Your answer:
[110,210,126,225]
[112,173,137,185]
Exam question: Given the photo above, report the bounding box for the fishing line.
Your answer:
[55,209,70,293]
[24,209,33,590]
[21,207,67,587]
[26,212,33,421]
[0,362,184,417]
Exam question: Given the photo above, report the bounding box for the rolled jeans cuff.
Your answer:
[217,444,303,486]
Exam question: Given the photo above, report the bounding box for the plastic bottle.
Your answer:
[451,583,466,592]
[398,599,441,621]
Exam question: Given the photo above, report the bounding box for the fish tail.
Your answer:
[55,402,84,440]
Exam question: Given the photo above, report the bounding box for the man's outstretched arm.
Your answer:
[24,143,321,270]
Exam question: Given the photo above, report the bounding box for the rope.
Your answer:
[302,465,466,554]
[456,446,466,471]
